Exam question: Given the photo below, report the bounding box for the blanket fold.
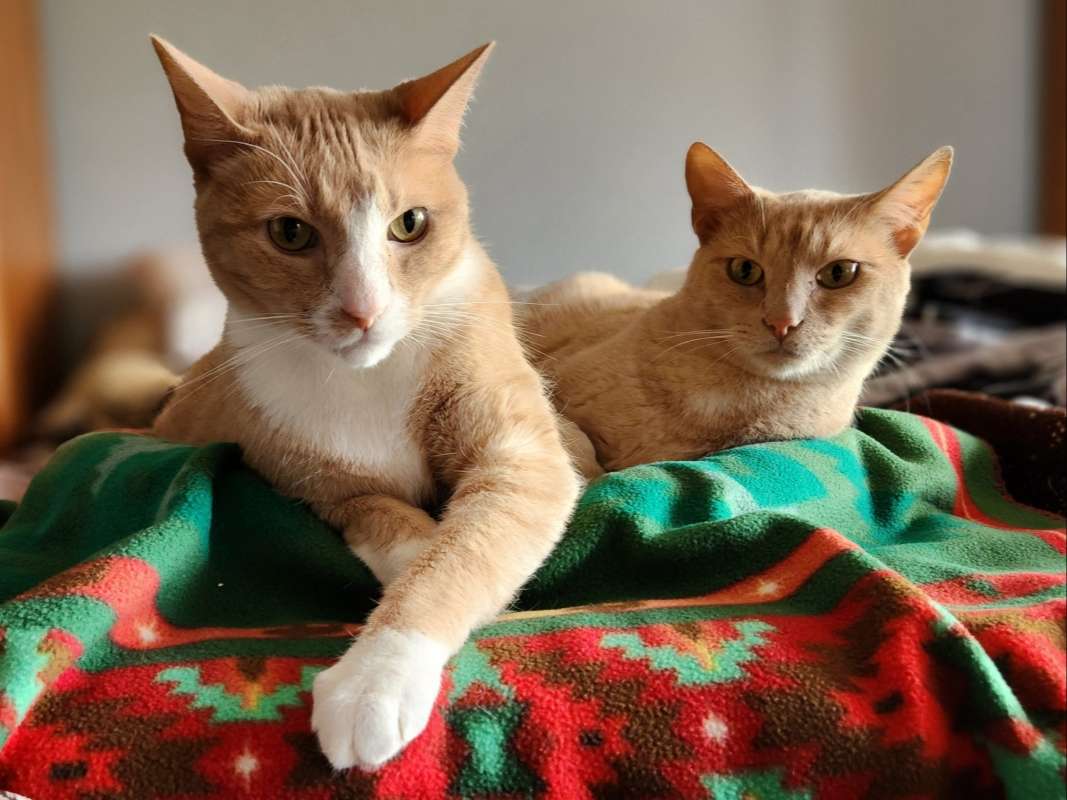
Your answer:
[0,408,1063,799]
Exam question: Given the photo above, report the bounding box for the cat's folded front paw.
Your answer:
[311,628,448,771]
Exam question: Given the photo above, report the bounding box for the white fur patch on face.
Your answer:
[228,309,433,504]
[311,628,449,771]
[312,196,409,368]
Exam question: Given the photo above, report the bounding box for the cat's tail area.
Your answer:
[36,350,180,441]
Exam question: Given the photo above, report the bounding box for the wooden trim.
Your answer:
[0,0,55,450]
[1041,0,1066,234]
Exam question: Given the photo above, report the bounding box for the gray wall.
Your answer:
[41,0,1040,286]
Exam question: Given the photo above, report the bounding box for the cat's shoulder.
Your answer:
[153,343,243,444]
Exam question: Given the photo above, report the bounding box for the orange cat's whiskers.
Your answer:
[192,137,309,202]
[656,328,734,340]
[167,331,305,409]
[243,179,304,197]
[228,313,305,322]
[266,126,311,197]
[417,311,525,360]
[654,332,734,362]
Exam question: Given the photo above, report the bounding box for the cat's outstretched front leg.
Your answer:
[325,495,438,587]
[312,378,579,771]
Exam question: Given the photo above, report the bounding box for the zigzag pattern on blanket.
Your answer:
[0,409,1063,798]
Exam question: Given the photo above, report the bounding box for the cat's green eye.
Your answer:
[388,207,429,243]
[267,217,317,252]
[726,257,764,286]
[816,260,860,289]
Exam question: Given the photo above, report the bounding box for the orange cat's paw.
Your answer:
[311,628,448,771]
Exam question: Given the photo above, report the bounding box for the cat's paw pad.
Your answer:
[311,628,448,771]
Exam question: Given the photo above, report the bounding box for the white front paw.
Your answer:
[311,628,448,771]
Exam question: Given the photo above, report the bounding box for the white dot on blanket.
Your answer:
[703,713,729,742]
[234,749,259,781]
[136,621,159,644]
[756,580,779,596]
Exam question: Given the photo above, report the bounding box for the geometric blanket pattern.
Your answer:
[0,409,1063,799]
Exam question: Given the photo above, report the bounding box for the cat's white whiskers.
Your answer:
[422,301,560,308]
[654,333,734,361]
[243,179,304,196]
[228,313,304,323]
[192,137,308,201]
[656,328,734,341]
[167,333,306,410]
[268,126,312,197]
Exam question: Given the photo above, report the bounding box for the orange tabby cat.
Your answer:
[521,143,952,475]
[149,38,579,770]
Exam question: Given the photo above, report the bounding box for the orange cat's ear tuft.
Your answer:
[150,35,252,172]
[685,143,753,241]
[394,42,495,156]
[871,146,953,258]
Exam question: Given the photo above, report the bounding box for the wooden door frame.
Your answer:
[1041,0,1066,234]
[0,0,55,451]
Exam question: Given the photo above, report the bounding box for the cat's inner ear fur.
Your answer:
[684,143,755,242]
[150,35,252,173]
[393,42,494,156]
[869,146,954,257]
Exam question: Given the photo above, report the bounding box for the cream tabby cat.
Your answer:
[521,143,952,475]
[149,38,579,770]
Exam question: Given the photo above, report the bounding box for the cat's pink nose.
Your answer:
[342,308,377,331]
[763,317,800,343]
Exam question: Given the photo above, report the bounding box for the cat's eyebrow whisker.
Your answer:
[191,137,308,201]
[243,179,303,196]
[267,126,312,197]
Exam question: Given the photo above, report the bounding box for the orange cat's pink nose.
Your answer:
[763,317,800,343]
[343,309,377,331]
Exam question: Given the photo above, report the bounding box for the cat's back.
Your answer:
[518,272,666,363]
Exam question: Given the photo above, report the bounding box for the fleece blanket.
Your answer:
[0,409,1063,800]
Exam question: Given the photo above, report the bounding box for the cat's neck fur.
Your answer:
[520,272,871,471]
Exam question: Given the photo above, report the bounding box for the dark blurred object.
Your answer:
[894,389,1066,518]
[863,269,1067,408]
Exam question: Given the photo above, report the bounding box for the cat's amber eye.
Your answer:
[267,217,317,252]
[816,260,860,289]
[726,257,764,286]
[388,208,429,243]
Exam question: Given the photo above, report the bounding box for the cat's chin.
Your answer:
[333,338,399,369]
[745,348,824,381]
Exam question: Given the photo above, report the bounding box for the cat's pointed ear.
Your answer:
[870,146,953,257]
[150,35,252,171]
[685,143,754,240]
[394,43,494,155]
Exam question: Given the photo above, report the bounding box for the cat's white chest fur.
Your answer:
[230,322,432,504]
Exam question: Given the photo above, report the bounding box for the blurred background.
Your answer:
[0,0,1064,484]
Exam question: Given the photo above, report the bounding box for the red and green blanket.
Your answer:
[0,408,1063,799]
